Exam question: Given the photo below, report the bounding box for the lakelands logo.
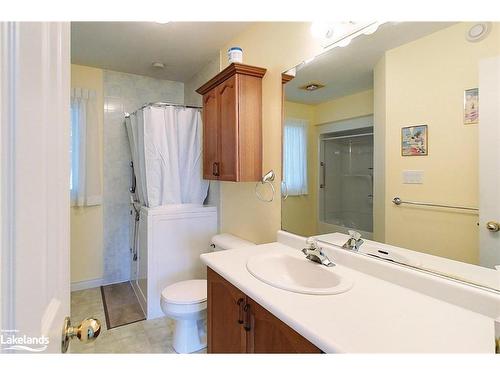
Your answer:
[1,329,49,352]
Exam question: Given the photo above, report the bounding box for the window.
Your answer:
[283,118,308,196]
[70,87,102,207]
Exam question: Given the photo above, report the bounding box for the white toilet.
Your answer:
[160,233,254,353]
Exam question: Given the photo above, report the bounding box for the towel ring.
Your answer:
[255,180,275,202]
[255,170,276,203]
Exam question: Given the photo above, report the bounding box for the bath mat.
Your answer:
[101,282,145,329]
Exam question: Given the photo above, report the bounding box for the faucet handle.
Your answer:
[348,230,362,241]
[305,237,318,250]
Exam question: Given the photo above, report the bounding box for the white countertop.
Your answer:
[201,242,495,353]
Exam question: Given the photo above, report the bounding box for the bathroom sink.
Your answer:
[246,252,353,295]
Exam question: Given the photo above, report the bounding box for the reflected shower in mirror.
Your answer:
[281,22,500,292]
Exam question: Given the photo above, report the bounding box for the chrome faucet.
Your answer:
[302,238,335,267]
[342,230,364,251]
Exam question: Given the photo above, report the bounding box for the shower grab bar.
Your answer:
[124,102,202,118]
[392,197,478,212]
[321,132,373,141]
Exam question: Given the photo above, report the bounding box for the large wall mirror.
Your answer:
[281,22,500,292]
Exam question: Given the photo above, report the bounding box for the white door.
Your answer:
[0,22,89,354]
[479,56,500,269]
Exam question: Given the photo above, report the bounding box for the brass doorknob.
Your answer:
[61,317,101,353]
[486,221,500,232]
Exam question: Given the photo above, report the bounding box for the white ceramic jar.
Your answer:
[227,47,243,64]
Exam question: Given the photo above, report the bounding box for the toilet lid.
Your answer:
[161,279,207,305]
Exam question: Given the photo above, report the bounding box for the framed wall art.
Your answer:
[464,88,479,125]
[401,125,428,156]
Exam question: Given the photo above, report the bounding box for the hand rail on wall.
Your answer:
[392,196,478,212]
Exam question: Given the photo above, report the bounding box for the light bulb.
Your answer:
[310,22,334,39]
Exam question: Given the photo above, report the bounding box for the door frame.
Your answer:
[0,21,17,335]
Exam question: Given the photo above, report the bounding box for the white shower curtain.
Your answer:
[125,105,208,208]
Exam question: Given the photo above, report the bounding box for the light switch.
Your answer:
[403,170,424,184]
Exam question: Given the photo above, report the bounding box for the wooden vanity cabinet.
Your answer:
[196,63,266,182]
[207,267,247,353]
[207,268,321,354]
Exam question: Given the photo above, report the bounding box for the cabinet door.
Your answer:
[246,297,321,353]
[207,268,247,353]
[217,76,239,181]
[202,90,219,180]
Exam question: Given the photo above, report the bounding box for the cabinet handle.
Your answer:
[212,162,220,177]
[212,162,219,176]
[237,298,244,324]
[243,303,251,331]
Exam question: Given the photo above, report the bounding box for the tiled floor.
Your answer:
[70,287,206,354]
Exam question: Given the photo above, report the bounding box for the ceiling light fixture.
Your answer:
[152,62,165,69]
[466,23,491,42]
[300,82,325,91]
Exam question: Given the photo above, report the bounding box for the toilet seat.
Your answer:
[160,279,208,353]
[161,279,207,305]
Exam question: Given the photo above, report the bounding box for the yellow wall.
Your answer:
[282,101,317,236]
[315,89,374,125]
[377,23,500,264]
[218,23,323,243]
[70,64,104,283]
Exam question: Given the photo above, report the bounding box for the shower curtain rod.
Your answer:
[124,102,202,118]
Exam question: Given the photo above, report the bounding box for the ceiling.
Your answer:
[71,22,252,82]
[285,22,455,104]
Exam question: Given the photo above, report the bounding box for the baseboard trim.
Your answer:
[71,277,133,292]
[71,278,104,292]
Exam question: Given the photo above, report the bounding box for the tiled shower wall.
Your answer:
[103,70,184,284]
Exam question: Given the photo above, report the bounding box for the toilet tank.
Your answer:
[210,233,255,251]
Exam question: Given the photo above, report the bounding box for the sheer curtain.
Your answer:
[125,105,208,208]
[284,118,308,196]
[70,87,102,206]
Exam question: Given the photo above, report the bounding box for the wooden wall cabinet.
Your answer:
[196,63,266,182]
[207,268,321,353]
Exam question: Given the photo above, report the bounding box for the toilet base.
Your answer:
[172,318,207,353]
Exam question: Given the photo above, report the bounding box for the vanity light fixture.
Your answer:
[300,82,325,91]
[311,21,382,49]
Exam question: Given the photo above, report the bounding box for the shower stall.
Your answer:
[124,103,217,318]
[318,126,374,239]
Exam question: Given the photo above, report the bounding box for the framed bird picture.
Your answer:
[401,125,428,156]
